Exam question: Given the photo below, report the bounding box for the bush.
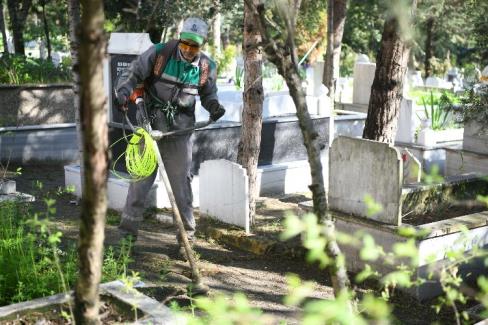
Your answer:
[0,55,71,85]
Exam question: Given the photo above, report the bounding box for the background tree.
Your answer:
[362,0,417,143]
[39,0,51,60]
[323,0,348,105]
[74,0,108,322]
[342,0,384,60]
[244,0,351,298]
[0,0,8,54]
[68,0,83,197]
[6,0,32,55]
[237,0,264,226]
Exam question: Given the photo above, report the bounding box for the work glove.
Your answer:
[208,101,226,122]
[115,89,129,112]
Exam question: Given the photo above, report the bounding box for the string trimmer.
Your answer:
[123,89,211,295]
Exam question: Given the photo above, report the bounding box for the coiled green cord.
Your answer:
[111,127,158,180]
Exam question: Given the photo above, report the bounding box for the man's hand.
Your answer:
[209,102,225,122]
[115,90,129,112]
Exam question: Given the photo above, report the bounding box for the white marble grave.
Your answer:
[329,136,403,225]
[352,55,376,105]
[199,160,250,233]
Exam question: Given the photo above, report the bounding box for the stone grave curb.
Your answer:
[198,217,306,258]
[0,281,177,324]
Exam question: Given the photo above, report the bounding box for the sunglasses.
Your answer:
[179,40,200,54]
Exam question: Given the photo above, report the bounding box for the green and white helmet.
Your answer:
[180,17,208,46]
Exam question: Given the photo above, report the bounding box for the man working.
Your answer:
[114,17,225,258]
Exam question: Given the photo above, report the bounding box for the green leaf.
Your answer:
[392,239,419,264]
[363,194,383,217]
[280,213,304,240]
[284,273,315,306]
[355,264,379,283]
[381,270,413,288]
[359,234,383,261]
[361,294,391,320]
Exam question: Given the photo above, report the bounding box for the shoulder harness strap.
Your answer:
[151,39,211,89]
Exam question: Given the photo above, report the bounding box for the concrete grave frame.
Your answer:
[0,281,175,324]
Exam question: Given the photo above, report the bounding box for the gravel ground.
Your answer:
[11,163,470,324]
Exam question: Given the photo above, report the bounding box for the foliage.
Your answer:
[214,44,237,77]
[234,65,244,90]
[342,0,385,60]
[418,91,457,130]
[339,44,357,77]
[0,189,132,307]
[460,84,488,128]
[0,55,71,84]
[295,0,327,63]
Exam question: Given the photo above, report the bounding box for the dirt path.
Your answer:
[13,164,461,324]
[14,164,334,324]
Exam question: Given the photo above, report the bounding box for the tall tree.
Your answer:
[237,0,264,226]
[68,0,83,196]
[0,0,8,54]
[244,0,351,298]
[323,0,348,105]
[74,0,108,323]
[6,0,32,55]
[212,0,222,55]
[362,0,417,143]
[39,0,51,60]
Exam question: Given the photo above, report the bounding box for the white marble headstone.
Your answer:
[199,159,250,233]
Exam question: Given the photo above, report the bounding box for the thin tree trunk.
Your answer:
[212,0,221,55]
[424,17,434,78]
[6,0,32,55]
[41,0,51,61]
[246,0,351,297]
[237,0,264,227]
[362,1,417,143]
[323,0,347,105]
[68,0,83,196]
[74,0,108,323]
[0,0,8,54]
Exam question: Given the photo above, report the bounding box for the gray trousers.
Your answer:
[119,133,195,240]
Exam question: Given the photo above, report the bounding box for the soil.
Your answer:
[7,164,477,324]
[0,296,133,324]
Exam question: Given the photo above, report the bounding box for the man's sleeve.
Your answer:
[198,58,219,111]
[115,45,158,97]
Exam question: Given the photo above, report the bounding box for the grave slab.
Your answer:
[299,201,488,300]
[0,281,175,324]
[329,136,403,225]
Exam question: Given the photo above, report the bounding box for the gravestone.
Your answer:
[401,148,421,184]
[199,159,250,233]
[352,55,376,105]
[395,98,418,143]
[105,33,154,125]
[329,136,403,225]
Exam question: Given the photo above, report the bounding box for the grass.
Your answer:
[0,197,134,307]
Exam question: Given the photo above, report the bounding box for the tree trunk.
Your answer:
[237,0,264,227]
[323,0,348,105]
[6,0,32,55]
[74,0,108,323]
[424,17,434,78]
[212,0,221,55]
[68,0,83,196]
[362,1,417,143]
[0,0,8,54]
[41,0,51,61]
[246,0,351,298]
